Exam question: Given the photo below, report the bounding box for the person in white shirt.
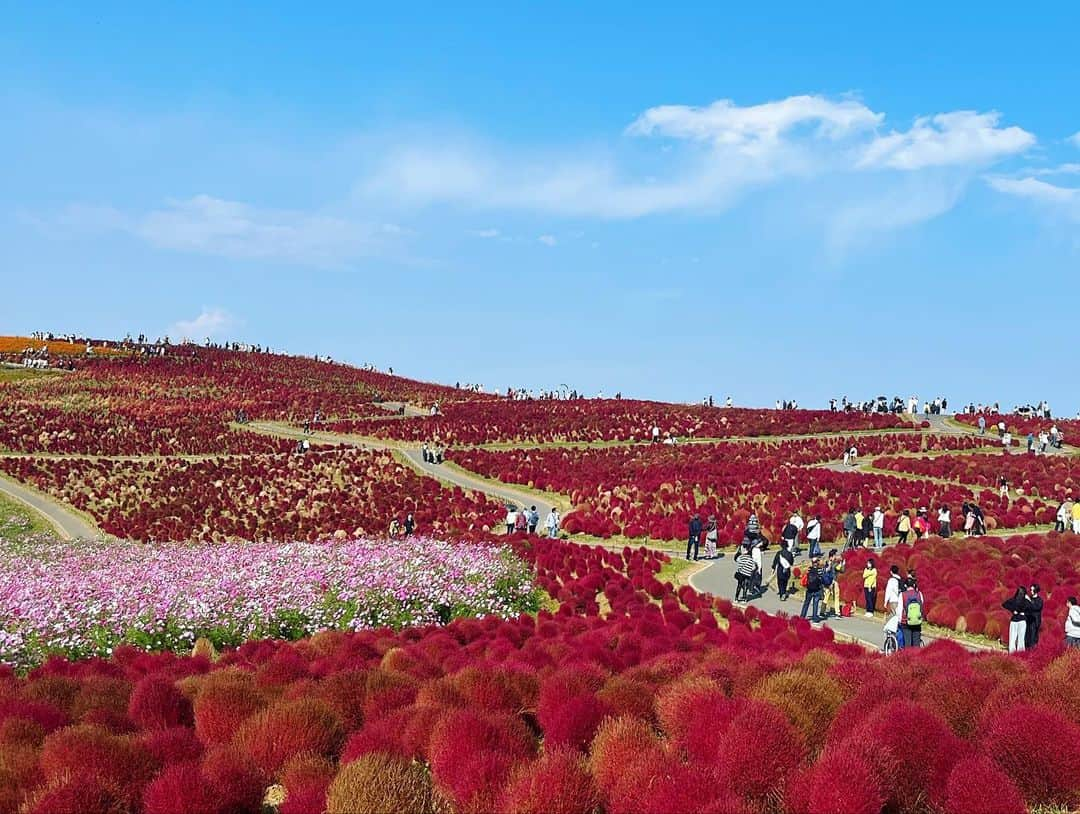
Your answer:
[883,565,904,647]
[546,508,560,539]
[1066,597,1080,648]
[805,514,822,557]
[872,507,885,550]
[725,396,733,408]
[937,506,951,538]
[788,512,805,554]
[651,425,661,443]
[505,507,518,535]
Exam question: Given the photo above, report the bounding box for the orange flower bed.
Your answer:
[0,336,125,356]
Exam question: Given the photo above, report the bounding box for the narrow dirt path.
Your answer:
[0,472,103,540]
[243,420,564,522]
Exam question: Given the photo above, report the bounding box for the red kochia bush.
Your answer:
[500,748,599,814]
[981,703,1080,807]
[944,755,1027,814]
[786,749,883,814]
[191,672,266,745]
[278,754,336,814]
[128,675,193,730]
[38,724,156,806]
[233,697,344,779]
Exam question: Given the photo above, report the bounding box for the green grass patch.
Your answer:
[0,492,54,547]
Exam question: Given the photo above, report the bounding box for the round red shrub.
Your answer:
[233,698,344,779]
[981,703,1080,808]
[944,755,1026,814]
[500,748,598,814]
[128,675,193,731]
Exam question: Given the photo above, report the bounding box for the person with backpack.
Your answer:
[1003,586,1031,653]
[862,558,878,617]
[772,540,795,600]
[799,556,825,622]
[787,511,805,555]
[734,545,756,601]
[900,577,925,648]
[527,506,540,534]
[746,513,761,540]
[819,549,841,617]
[1025,584,1044,649]
[860,512,874,550]
[686,513,703,561]
[781,518,799,553]
[806,514,823,558]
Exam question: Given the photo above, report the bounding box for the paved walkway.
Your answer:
[0,472,103,540]
[690,551,990,651]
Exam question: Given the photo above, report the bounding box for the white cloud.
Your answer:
[362,96,1033,230]
[858,111,1034,171]
[468,228,500,238]
[1030,163,1080,176]
[1069,131,1080,148]
[988,176,1080,221]
[537,234,557,246]
[627,95,883,154]
[827,179,965,257]
[52,195,399,267]
[170,306,237,341]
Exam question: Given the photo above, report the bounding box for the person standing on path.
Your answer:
[750,538,764,597]
[1003,587,1030,653]
[1066,597,1080,648]
[546,507,560,539]
[788,511,804,555]
[404,513,415,537]
[937,505,952,538]
[900,578,925,648]
[527,506,540,535]
[896,510,911,545]
[505,506,518,535]
[843,508,857,550]
[514,510,528,535]
[806,514,822,558]
[772,540,794,600]
[704,515,719,559]
[863,558,878,617]
[872,507,885,550]
[884,565,905,647]
[686,513,703,561]
[978,415,987,435]
[1057,500,1071,533]
[734,545,756,601]
[799,557,825,622]
[1072,499,1080,534]
[1025,584,1044,649]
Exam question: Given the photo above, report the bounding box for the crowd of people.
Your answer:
[504,505,561,539]
[825,395,950,415]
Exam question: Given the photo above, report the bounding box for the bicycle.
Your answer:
[882,629,898,655]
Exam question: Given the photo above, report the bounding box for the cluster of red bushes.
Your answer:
[875,451,1080,502]
[0,346,495,455]
[954,412,1080,439]
[0,402,294,456]
[450,441,1029,541]
[334,401,909,445]
[0,449,503,542]
[2,534,1079,814]
[838,532,1080,644]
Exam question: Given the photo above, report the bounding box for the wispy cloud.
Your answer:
[468,227,500,238]
[360,95,1035,241]
[49,195,401,267]
[170,306,237,340]
[988,176,1080,221]
[1069,131,1080,149]
[537,234,557,246]
[857,111,1034,171]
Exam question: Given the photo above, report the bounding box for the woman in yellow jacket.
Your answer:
[863,558,878,617]
[896,510,912,545]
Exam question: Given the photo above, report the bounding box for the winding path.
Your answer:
[0,472,103,540]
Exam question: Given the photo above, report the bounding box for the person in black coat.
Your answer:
[686,514,702,561]
[1025,583,1044,648]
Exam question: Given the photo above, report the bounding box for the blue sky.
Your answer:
[4,4,1080,410]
